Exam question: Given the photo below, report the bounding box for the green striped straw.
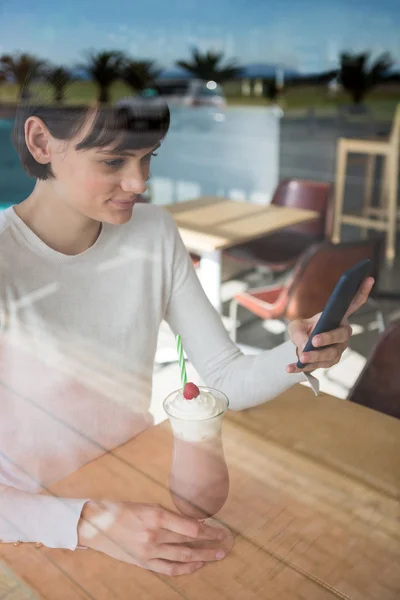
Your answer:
[176,334,187,388]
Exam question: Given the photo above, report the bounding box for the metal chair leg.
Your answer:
[376,310,386,334]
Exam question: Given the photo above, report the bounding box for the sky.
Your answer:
[0,0,399,73]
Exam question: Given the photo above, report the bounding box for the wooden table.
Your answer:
[166,197,318,312]
[1,385,399,600]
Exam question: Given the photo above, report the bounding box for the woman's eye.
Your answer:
[104,158,125,168]
[104,152,157,168]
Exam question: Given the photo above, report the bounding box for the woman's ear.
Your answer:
[24,116,52,165]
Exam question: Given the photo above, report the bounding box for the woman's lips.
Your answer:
[109,198,136,209]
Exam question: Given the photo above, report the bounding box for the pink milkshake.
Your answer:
[163,384,234,553]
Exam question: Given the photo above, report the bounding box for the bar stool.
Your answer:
[332,104,400,267]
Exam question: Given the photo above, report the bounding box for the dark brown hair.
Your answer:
[11,76,170,180]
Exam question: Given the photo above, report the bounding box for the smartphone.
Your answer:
[296,259,372,369]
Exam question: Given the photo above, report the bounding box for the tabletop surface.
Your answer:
[1,385,399,600]
[165,197,319,252]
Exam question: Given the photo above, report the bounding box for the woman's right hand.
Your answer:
[78,500,227,576]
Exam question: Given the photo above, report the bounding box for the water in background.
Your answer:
[0,119,34,209]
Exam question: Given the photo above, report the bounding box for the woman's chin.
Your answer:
[104,204,135,224]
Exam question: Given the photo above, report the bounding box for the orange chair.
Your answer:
[229,238,382,342]
[348,320,400,419]
[225,179,332,274]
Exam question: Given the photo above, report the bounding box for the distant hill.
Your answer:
[157,63,299,81]
[69,63,301,82]
[238,63,299,79]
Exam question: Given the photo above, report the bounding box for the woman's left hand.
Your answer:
[286,277,375,374]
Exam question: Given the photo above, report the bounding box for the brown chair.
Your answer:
[230,238,382,342]
[332,103,400,267]
[348,321,400,419]
[225,179,332,274]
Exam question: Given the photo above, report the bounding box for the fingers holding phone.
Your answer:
[287,260,374,374]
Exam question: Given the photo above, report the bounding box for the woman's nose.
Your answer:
[120,173,147,194]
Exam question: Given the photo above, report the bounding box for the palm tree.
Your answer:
[44,66,72,104]
[120,59,161,91]
[176,47,240,83]
[81,50,125,104]
[0,52,45,98]
[339,51,393,105]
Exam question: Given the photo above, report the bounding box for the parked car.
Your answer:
[140,78,227,131]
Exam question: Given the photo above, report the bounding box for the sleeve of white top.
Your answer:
[0,484,89,550]
[163,211,319,410]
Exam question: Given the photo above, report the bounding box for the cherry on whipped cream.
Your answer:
[183,382,200,400]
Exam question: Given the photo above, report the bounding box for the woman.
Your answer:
[0,81,373,576]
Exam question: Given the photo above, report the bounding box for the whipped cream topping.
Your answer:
[165,388,226,421]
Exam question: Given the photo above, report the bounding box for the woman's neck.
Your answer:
[14,183,102,256]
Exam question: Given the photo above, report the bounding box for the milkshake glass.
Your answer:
[163,386,234,554]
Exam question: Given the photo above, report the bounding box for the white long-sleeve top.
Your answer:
[0,203,315,551]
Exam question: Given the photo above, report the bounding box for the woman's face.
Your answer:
[28,115,160,225]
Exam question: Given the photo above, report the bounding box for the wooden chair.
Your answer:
[348,320,400,420]
[225,179,332,274]
[230,238,383,343]
[332,104,400,267]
